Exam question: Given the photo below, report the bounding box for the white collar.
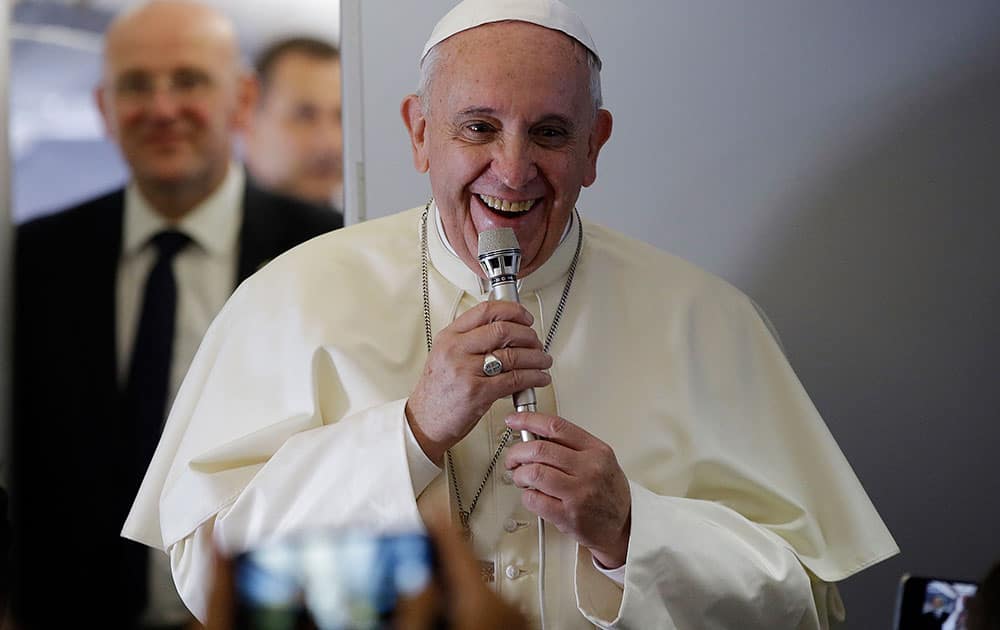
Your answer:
[123,163,244,257]
[428,200,580,297]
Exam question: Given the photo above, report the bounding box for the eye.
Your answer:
[116,73,153,97]
[536,127,565,137]
[293,105,319,123]
[465,121,497,135]
[533,126,570,147]
[172,69,211,91]
[455,120,499,143]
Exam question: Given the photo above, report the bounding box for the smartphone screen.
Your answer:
[234,529,436,630]
[893,574,979,630]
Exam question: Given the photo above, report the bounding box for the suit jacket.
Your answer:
[9,180,342,628]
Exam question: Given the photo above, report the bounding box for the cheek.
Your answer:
[549,155,588,191]
[189,97,233,135]
[445,150,493,194]
[189,104,219,128]
[112,104,146,133]
[295,124,324,149]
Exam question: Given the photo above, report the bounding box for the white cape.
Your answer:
[125,206,898,627]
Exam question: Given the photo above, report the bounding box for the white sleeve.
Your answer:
[575,482,838,630]
[404,415,444,497]
[592,556,627,586]
[167,398,439,622]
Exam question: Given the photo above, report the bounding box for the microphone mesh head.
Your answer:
[478,228,520,256]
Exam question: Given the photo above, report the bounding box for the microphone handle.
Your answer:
[490,279,539,442]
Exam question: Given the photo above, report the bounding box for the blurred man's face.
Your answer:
[402,22,612,278]
[96,7,249,203]
[246,52,343,207]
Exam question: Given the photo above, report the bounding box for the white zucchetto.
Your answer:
[421,0,601,68]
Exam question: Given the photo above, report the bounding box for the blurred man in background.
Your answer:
[10,1,341,628]
[243,36,344,210]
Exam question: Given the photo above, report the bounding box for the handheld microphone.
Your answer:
[478,228,538,442]
[479,227,551,630]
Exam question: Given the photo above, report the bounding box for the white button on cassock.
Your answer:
[501,470,514,485]
[504,564,524,580]
[503,518,519,533]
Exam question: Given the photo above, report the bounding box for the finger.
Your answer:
[394,581,443,630]
[505,412,598,449]
[504,438,575,475]
[448,300,534,334]
[509,462,577,499]
[485,347,553,373]
[203,547,235,630]
[459,319,543,354]
[490,367,552,397]
[520,488,568,530]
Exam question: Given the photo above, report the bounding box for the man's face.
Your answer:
[246,53,343,206]
[96,13,248,197]
[403,21,612,277]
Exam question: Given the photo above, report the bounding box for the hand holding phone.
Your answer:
[204,520,528,630]
[232,530,436,630]
[894,574,979,630]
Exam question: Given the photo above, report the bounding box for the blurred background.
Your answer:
[7,0,340,223]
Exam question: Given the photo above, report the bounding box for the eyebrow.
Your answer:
[454,107,577,132]
[456,107,497,117]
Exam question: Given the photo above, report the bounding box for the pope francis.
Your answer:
[124,0,899,627]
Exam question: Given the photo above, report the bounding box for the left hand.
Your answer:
[504,413,632,569]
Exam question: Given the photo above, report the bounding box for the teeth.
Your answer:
[479,194,535,214]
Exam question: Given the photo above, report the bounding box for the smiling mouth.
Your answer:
[478,194,538,217]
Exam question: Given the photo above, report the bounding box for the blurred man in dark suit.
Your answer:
[9,1,341,628]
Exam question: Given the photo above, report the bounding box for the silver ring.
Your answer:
[482,353,503,377]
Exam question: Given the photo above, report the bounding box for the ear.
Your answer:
[232,72,259,132]
[94,84,115,139]
[401,94,430,173]
[582,108,613,188]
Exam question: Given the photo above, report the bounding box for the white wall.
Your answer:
[353,2,1000,628]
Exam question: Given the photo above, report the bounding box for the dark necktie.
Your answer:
[121,229,190,615]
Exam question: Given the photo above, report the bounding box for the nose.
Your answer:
[492,136,538,190]
[147,85,181,119]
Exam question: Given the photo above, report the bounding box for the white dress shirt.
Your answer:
[117,163,243,626]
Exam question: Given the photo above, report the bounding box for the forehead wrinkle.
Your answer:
[429,21,590,103]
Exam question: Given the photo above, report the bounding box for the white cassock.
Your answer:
[124,204,898,629]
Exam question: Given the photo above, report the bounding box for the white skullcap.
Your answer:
[421,0,601,68]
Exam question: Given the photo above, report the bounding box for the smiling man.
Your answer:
[402,18,611,282]
[124,0,897,627]
[10,1,340,628]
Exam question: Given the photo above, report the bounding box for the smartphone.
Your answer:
[234,528,437,630]
[893,573,979,630]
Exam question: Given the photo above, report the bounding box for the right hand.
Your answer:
[405,300,552,465]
